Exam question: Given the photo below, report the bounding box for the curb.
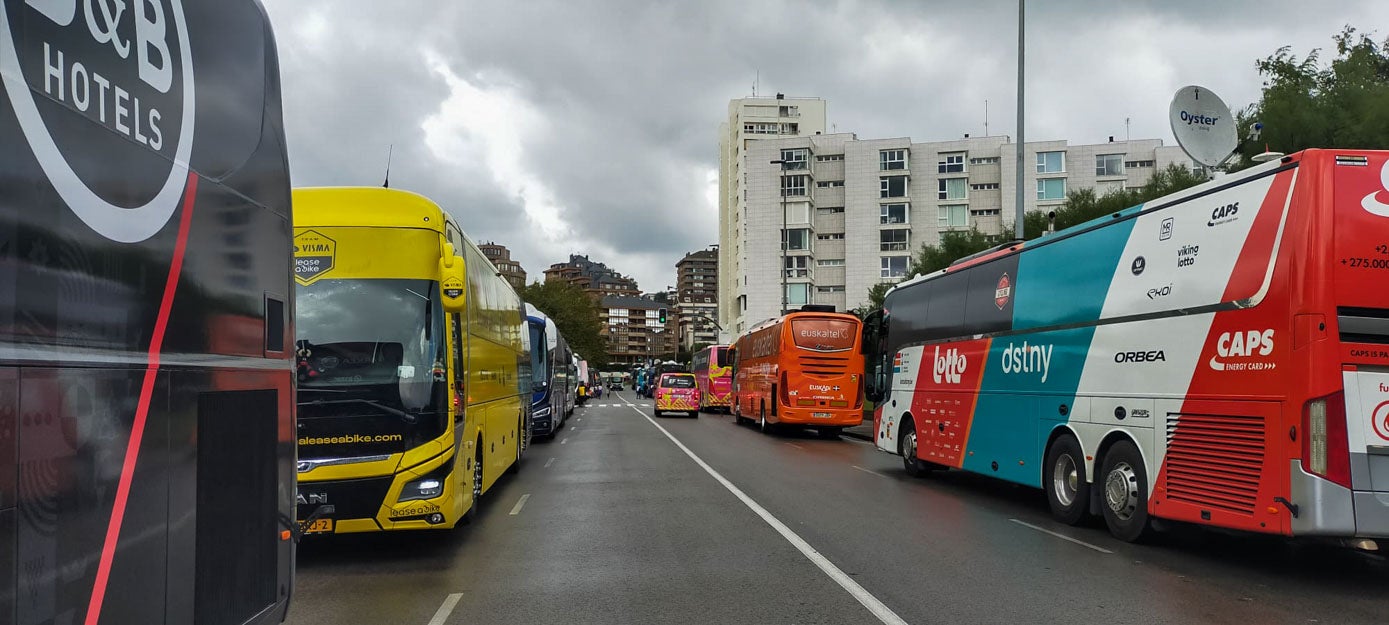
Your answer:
[842,427,874,443]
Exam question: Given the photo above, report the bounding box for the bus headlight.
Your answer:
[400,462,452,502]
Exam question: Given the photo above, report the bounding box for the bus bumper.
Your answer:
[773,406,863,427]
[1288,460,1389,538]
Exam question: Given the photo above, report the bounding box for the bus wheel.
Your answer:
[1044,434,1088,525]
[1099,439,1154,543]
[508,418,523,475]
[462,444,484,525]
[734,402,747,425]
[899,418,931,477]
[759,407,773,434]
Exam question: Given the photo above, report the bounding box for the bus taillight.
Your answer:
[1302,391,1351,488]
[780,371,790,407]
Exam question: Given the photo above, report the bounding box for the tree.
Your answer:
[1233,27,1389,168]
[854,282,895,318]
[909,227,1000,276]
[521,280,608,369]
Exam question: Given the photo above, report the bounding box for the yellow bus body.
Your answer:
[293,187,526,532]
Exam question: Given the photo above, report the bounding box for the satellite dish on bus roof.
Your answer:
[1169,85,1237,168]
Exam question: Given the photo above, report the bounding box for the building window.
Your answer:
[937,152,965,173]
[880,229,910,252]
[938,178,967,201]
[1037,177,1066,200]
[1096,154,1124,176]
[1036,151,1065,173]
[881,256,908,278]
[815,154,845,162]
[782,228,810,251]
[817,206,845,215]
[970,182,1000,191]
[971,208,1002,216]
[815,180,845,188]
[816,258,846,267]
[785,283,810,306]
[1124,159,1155,168]
[784,256,810,278]
[880,149,907,171]
[880,203,908,225]
[781,175,807,197]
[780,148,808,170]
[938,204,968,228]
[880,175,908,198]
[779,105,799,117]
[786,203,810,223]
[816,286,846,293]
[816,233,845,240]
[969,156,1001,165]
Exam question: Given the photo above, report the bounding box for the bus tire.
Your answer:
[508,418,523,475]
[1044,434,1088,525]
[818,427,842,439]
[1098,439,1154,543]
[734,402,748,425]
[462,443,484,525]
[759,407,773,434]
[899,418,931,477]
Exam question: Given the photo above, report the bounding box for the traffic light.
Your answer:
[657,308,667,324]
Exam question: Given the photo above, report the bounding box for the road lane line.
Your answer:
[509,494,531,516]
[629,404,908,625]
[571,426,576,431]
[784,442,805,450]
[544,457,555,468]
[426,593,463,625]
[850,463,883,477]
[1009,518,1113,554]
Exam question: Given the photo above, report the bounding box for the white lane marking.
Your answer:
[784,442,805,450]
[509,494,531,516]
[577,417,583,421]
[629,404,908,625]
[851,465,888,478]
[560,438,568,445]
[1009,518,1114,554]
[426,593,463,625]
[544,457,555,468]
[571,426,576,431]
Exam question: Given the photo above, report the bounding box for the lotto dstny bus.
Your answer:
[525,305,570,438]
[1,1,295,623]
[692,345,733,412]
[293,187,529,533]
[866,150,1389,544]
[730,306,864,437]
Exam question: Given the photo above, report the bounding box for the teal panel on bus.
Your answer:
[1011,206,1140,331]
[963,327,1096,486]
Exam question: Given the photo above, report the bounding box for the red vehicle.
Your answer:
[730,306,864,437]
[692,345,733,412]
[654,373,700,417]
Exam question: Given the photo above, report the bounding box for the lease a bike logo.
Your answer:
[1,0,196,243]
[1362,159,1389,218]
[294,230,336,285]
[932,345,966,384]
[1209,329,1275,371]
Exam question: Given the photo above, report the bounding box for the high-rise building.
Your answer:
[721,132,1194,335]
[543,254,640,298]
[674,247,719,350]
[478,242,528,290]
[599,294,678,368]
[718,94,828,341]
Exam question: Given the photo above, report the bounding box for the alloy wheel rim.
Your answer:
[1104,461,1139,520]
[1053,454,1078,507]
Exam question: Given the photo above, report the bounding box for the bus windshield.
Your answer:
[529,321,547,389]
[790,318,858,352]
[295,278,449,453]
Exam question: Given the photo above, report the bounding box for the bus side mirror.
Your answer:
[440,243,466,313]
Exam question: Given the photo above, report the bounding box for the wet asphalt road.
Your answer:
[286,391,1389,625]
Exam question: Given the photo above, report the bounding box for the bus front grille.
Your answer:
[1163,412,1265,515]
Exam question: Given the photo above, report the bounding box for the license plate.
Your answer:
[812,412,832,419]
[302,518,333,534]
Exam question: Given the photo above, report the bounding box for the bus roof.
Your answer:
[293,187,448,233]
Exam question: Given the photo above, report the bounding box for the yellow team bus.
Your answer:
[292,187,529,533]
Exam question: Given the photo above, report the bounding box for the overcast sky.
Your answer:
[261,0,1386,293]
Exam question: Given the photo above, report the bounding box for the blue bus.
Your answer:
[525,305,572,439]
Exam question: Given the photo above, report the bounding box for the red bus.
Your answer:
[691,345,732,412]
[730,306,864,437]
[865,150,1389,544]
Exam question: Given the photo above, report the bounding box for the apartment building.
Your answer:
[722,132,1193,335]
[717,94,828,338]
[674,248,719,350]
[600,294,679,368]
[478,242,528,290]
[543,254,640,298]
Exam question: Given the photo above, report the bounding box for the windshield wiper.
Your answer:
[297,398,418,424]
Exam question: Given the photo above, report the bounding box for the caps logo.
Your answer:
[1,0,196,242]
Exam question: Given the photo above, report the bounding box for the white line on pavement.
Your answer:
[851,465,888,478]
[560,438,568,444]
[784,442,805,450]
[426,593,463,625]
[509,494,531,516]
[544,457,555,468]
[628,403,908,625]
[571,426,576,431]
[1009,518,1114,554]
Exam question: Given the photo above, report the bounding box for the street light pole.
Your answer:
[770,158,788,315]
[1014,0,1026,240]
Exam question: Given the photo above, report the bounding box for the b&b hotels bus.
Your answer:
[293,187,528,534]
[866,150,1389,544]
[731,306,864,438]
